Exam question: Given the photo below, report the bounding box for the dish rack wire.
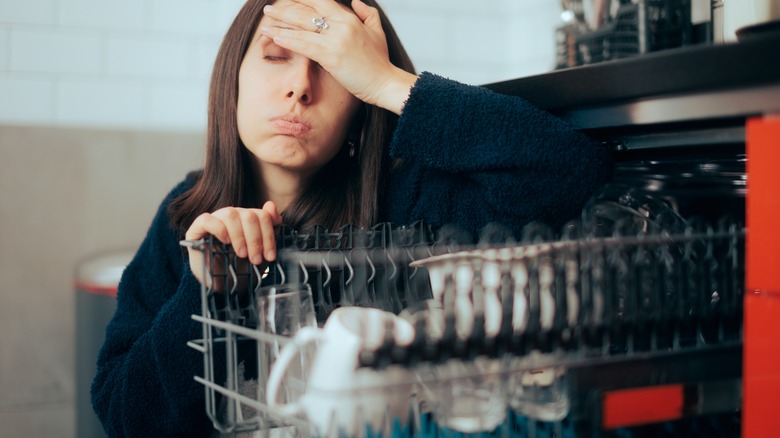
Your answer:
[186,211,744,437]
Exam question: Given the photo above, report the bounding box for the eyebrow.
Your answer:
[257,36,281,52]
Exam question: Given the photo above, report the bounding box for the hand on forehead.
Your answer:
[263,0,355,31]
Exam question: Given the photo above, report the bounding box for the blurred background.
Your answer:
[0,0,564,436]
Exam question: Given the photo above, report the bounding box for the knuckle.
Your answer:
[224,208,241,221]
[241,210,257,222]
[238,208,254,221]
[213,207,236,219]
[257,211,274,226]
[191,212,211,228]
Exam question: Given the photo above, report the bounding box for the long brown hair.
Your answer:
[169,0,416,236]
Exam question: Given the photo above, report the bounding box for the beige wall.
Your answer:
[0,125,204,437]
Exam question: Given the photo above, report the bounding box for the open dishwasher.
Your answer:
[186,32,780,437]
[186,206,744,437]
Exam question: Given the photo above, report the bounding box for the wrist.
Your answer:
[374,69,418,116]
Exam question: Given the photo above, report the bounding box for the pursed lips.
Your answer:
[270,114,311,136]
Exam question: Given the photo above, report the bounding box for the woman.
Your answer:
[91,0,612,436]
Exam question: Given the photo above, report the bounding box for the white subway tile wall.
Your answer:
[503,1,563,78]
[58,0,147,30]
[193,38,223,80]
[0,0,57,25]
[56,79,147,126]
[107,35,192,78]
[383,1,562,86]
[0,75,55,123]
[149,80,209,129]
[11,27,103,74]
[0,0,562,131]
[0,26,9,71]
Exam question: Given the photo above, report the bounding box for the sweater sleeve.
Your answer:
[90,177,213,437]
[385,72,613,235]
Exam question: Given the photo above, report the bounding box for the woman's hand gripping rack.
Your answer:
[183,222,439,436]
[185,216,746,437]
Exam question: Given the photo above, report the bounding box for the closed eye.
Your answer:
[258,35,290,63]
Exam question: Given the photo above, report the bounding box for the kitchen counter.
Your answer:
[484,31,780,130]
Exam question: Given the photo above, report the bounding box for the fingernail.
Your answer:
[252,255,262,265]
[266,249,275,261]
[260,25,272,35]
[263,5,274,13]
[237,246,247,258]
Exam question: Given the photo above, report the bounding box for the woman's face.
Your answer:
[236,0,361,179]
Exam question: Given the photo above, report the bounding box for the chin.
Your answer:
[253,145,305,165]
[251,141,337,173]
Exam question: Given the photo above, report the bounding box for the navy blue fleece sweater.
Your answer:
[91,73,611,437]
[386,73,610,235]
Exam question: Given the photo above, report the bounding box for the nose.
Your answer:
[285,59,316,105]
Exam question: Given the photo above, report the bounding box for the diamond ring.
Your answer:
[312,16,329,33]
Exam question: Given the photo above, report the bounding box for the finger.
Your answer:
[261,25,326,61]
[263,3,320,32]
[289,0,350,19]
[234,210,264,265]
[212,208,248,258]
[256,210,278,262]
[351,0,384,39]
[351,0,370,22]
[262,201,283,225]
[186,213,230,244]
[351,0,375,24]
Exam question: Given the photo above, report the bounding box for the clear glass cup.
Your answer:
[508,353,570,422]
[424,357,508,433]
[255,283,318,431]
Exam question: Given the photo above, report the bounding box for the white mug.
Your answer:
[266,306,415,437]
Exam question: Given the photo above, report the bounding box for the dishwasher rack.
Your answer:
[186,205,745,437]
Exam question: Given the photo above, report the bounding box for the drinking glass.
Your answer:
[424,357,508,433]
[508,353,570,422]
[255,283,318,431]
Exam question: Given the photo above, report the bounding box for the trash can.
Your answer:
[74,250,135,438]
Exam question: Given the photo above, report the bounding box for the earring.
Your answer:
[348,140,356,157]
